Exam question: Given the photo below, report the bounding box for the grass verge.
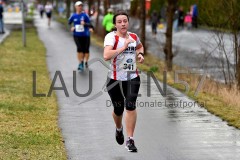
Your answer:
[136,54,240,129]
[0,28,66,159]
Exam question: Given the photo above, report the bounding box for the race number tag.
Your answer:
[118,38,137,71]
[75,24,84,32]
[119,56,136,71]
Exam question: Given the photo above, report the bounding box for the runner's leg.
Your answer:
[83,37,90,66]
[123,76,140,137]
[107,79,125,128]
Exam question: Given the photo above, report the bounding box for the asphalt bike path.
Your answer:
[35,15,240,160]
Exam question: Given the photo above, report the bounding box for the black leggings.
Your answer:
[106,76,140,116]
[152,23,157,34]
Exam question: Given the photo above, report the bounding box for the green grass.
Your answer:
[136,54,240,129]
[0,28,67,159]
[55,16,69,30]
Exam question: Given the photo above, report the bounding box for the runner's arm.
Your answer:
[84,22,94,30]
[136,43,144,63]
[68,14,74,25]
[68,15,75,31]
[104,37,135,60]
[103,45,127,61]
[136,43,144,55]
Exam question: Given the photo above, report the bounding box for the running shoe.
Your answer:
[125,138,137,152]
[115,128,124,145]
[78,62,84,71]
[85,62,88,68]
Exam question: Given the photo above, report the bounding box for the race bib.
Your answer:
[119,55,136,71]
[75,24,84,32]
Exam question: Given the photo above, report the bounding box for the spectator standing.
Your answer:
[0,0,5,34]
[184,11,192,30]
[191,4,198,28]
[178,6,184,30]
[150,10,159,38]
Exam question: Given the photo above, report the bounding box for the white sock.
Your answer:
[128,137,134,140]
[116,126,123,131]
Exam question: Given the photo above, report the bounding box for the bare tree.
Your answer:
[140,0,146,53]
[164,0,178,71]
[54,0,58,13]
[228,0,240,89]
[238,46,240,89]
[88,0,93,16]
[104,0,110,15]
[200,0,240,87]
[95,0,101,33]
[66,0,71,19]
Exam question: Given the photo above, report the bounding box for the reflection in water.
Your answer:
[165,93,180,120]
[112,156,126,160]
[167,109,180,120]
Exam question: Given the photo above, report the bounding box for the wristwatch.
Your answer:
[138,52,144,56]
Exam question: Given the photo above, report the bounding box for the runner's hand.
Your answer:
[89,28,94,33]
[71,27,75,32]
[137,54,144,63]
[124,38,134,49]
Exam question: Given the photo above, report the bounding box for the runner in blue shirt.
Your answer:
[68,1,94,71]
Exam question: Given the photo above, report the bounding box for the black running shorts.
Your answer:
[106,76,140,116]
[73,36,90,53]
[46,12,52,18]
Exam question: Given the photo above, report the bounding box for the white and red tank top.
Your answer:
[104,31,141,81]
